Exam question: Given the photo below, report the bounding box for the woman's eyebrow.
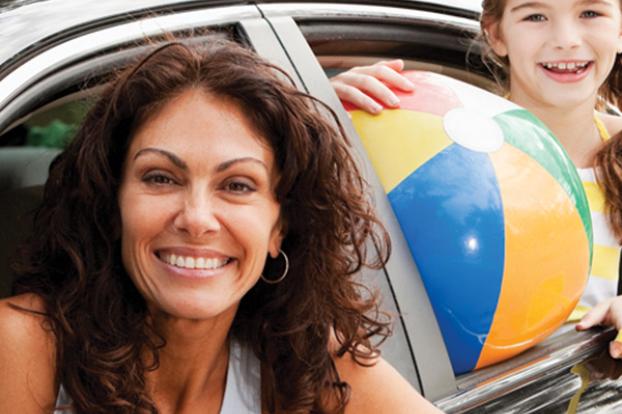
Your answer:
[133,147,188,170]
[216,157,268,173]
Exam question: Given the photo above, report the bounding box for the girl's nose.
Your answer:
[173,189,221,238]
[551,19,582,50]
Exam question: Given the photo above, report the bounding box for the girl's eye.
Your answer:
[524,13,546,22]
[143,173,177,186]
[580,10,601,18]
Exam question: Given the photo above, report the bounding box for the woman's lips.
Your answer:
[154,249,235,279]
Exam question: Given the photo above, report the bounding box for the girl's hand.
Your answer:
[330,59,415,114]
[576,296,622,358]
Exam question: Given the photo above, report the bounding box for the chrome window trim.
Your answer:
[0,5,260,113]
[0,0,255,67]
[435,328,616,412]
[259,3,480,33]
[416,0,482,12]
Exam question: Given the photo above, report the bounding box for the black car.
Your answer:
[1,1,620,412]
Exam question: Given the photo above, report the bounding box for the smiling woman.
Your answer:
[118,90,283,322]
[0,38,441,413]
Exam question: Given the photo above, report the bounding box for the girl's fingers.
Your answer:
[575,296,622,359]
[332,83,383,114]
[341,72,400,106]
[375,59,406,71]
[576,300,613,330]
[332,73,398,111]
[611,336,622,359]
[330,59,415,113]
[356,62,415,91]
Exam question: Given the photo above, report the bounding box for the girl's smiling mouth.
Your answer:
[538,60,593,82]
[540,60,591,72]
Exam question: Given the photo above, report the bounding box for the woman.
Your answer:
[0,39,441,413]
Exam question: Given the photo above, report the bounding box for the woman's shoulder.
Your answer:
[0,292,50,331]
[0,293,57,412]
[598,112,622,138]
[332,351,442,414]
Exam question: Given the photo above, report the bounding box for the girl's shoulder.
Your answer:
[598,112,622,138]
[0,293,57,412]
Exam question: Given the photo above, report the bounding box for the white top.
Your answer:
[574,167,621,315]
[55,338,261,413]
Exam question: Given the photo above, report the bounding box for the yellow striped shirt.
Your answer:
[569,117,621,321]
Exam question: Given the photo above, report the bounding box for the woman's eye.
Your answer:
[225,180,255,194]
[523,14,546,22]
[143,173,176,186]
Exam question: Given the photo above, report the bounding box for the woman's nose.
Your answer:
[172,190,221,238]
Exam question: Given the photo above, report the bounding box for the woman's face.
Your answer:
[118,88,282,320]
[488,0,622,110]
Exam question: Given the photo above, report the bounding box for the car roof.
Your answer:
[0,0,481,75]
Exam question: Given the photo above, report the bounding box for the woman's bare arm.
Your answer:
[0,294,57,414]
[333,352,443,414]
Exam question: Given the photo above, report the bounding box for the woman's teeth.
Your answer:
[162,254,231,270]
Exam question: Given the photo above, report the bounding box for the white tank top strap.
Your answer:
[220,338,262,414]
[54,338,262,413]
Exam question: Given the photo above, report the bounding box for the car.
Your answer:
[1,1,620,412]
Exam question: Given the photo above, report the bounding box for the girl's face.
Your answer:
[487,0,622,110]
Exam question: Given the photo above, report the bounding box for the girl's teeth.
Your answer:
[542,61,588,72]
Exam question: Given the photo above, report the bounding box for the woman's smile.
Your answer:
[155,248,236,279]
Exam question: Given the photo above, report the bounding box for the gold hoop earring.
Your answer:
[260,249,289,284]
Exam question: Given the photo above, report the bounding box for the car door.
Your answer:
[255,0,490,401]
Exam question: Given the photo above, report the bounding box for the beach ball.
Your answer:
[343,71,592,374]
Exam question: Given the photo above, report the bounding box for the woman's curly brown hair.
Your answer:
[11,37,392,413]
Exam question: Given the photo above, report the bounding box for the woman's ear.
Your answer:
[268,219,284,258]
[484,22,509,57]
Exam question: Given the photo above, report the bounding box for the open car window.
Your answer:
[0,3,296,307]
[259,2,622,413]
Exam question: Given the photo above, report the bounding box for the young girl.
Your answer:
[331,0,622,357]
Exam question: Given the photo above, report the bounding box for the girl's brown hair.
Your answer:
[479,0,622,108]
[480,0,622,239]
[11,38,391,413]
[595,132,622,242]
